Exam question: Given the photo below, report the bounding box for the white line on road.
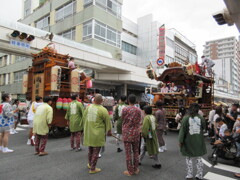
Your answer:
[201,158,212,168]
[16,127,26,131]
[214,163,240,173]
[204,172,237,180]
[18,124,29,128]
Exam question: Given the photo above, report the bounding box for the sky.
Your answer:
[0,0,239,58]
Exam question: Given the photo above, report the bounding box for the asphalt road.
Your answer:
[0,125,239,180]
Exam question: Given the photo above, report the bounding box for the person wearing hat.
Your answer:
[178,103,206,180]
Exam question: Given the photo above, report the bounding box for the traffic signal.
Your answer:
[9,30,35,42]
[26,35,35,41]
[213,9,234,26]
[10,30,20,38]
[19,33,28,40]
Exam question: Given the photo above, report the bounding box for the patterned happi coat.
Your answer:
[122,106,141,142]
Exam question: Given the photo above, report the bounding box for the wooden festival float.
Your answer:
[22,44,92,137]
[146,62,214,130]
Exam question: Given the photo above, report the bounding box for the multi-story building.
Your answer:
[203,36,240,99]
[0,0,198,99]
[21,0,123,59]
[122,14,197,69]
[22,0,40,18]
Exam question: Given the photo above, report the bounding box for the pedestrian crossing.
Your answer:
[202,158,240,180]
[14,124,29,132]
[15,127,26,131]
[204,172,237,180]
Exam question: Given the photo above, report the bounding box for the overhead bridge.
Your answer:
[0,17,156,86]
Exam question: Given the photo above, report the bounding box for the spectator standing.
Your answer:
[121,94,141,176]
[33,97,53,156]
[65,95,84,152]
[113,95,127,153]
[0,94,18,153]
[179,103,207,180]
[27,96,43,145]
[83,94,111,174]
[10,99,20,135]
[155,100,167,152]
[139,106,161,169]
[226,104,239,131]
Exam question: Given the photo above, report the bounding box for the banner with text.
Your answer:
[158,24,166,67]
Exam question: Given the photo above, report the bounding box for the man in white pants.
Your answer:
[27,96,43,145]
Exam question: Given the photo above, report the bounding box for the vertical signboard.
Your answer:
[158,24,166,67]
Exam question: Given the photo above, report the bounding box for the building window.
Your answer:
[3,73,11,85]
[36,15,50,30]
[6,55,10,66]
[83,20,93,40]
[14,71,26,83]
[55,1,76,22]
[166,38,175,49]
[122,41,137,55]
[94,20,121,47]
[95,0,122,19]
[24,0,31,17]
[166,56,174,64]
[84,0,93,8]
[59,28,76,40]
[15,56,27,63]
[95,21,106,41]
[83,19,121,48]
[0,55,9,67]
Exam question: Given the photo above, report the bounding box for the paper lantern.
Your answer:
[51,66,61,93]
[71,69,81,93]
[62,98,69,110]
[56,98,63,110]
[67,98,72,103]
[22,74,28,94]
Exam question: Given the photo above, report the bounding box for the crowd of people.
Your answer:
[207,103,240,178]
[1,92,240,179]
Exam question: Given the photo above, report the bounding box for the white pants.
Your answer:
[186,157,203,179]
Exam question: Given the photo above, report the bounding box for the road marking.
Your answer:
[18,124,29,128]
[204,172,237,180]
[16,127,26,131]
[214,163,240,173]
[201,158,212,168]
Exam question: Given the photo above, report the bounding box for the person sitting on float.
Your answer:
[68,57,76,69]
[169,83,178,93]
[160,83,169,93]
